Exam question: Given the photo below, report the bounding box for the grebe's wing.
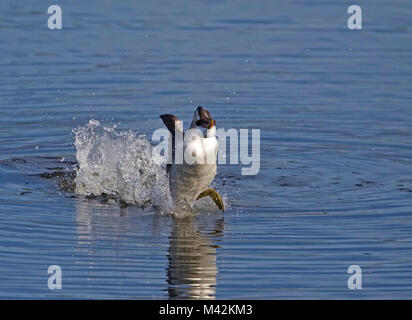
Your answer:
[160,114,183,173]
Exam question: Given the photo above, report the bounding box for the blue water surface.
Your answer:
[1,0,412,299]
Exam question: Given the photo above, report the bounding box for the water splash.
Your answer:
[73,120,173,213]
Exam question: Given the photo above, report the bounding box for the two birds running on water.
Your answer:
[160,106,224,211]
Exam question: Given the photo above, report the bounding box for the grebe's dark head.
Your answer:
[193,106,216,130]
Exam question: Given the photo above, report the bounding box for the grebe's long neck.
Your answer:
[206,126,216,138]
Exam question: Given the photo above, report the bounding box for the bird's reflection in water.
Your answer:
[167,215,224,300]
[74,198,223,299]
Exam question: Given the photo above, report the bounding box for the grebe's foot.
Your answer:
[197,188,225,211]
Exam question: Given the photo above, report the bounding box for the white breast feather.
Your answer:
[170,134,218,204]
